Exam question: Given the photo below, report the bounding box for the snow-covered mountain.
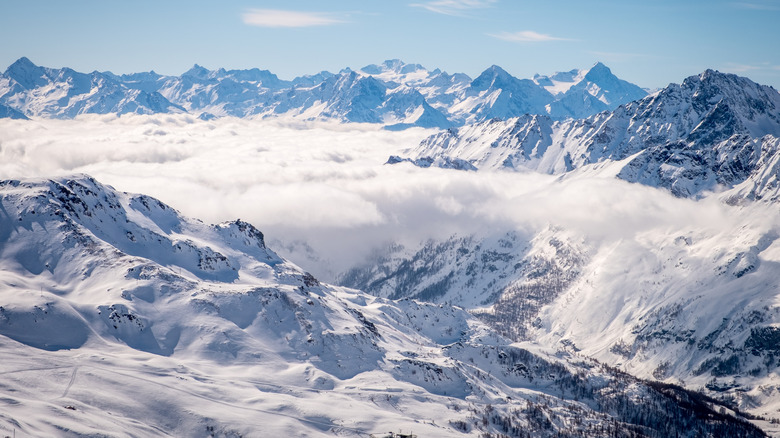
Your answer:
[0,57,185,118]
[339,205,780,424]
[0,58,647,127]
[447,65,555,124]
[360,72,780,416]
[151,65,275,117]
[359,59,440,87]
[338,227,586,341]
[400,69,780,199]
[0,175,768,437]
[268,70,452,129]
[535,62,648,119]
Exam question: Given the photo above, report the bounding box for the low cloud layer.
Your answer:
[0,115,774,279]
[411,0,497,16]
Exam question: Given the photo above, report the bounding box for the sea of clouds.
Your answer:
[1,114,775,280]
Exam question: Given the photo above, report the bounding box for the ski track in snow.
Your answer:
[59,366,79,399]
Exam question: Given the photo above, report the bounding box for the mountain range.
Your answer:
[0,175,766,437]
[331,68,780,431]
[393,69,780,201]
[4,58,780,435]
[0,57,647,128]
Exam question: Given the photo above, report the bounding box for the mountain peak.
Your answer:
[4,56,49,89]
[471,65,520,90]
[7,56,37,71]
[183,64,210,78]
[584,61,614,81]
[485,64,510,76]
[683,68,759,91]
[676,69,730,89]
[697,68,736,85]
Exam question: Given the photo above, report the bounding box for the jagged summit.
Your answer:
[583,61,611,79]
[619,68,780,150]
[182,64,211,79]
[470,64,516,90]
[4,56,49,90]
[5,56,38,73]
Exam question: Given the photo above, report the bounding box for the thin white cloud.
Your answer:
[242,9,345,28]
[724,63,761,73]
[488,30,571,43]
[720,62,780,74]
[587,51,652,63]
[411,0,497,16]
[731,1,780,10]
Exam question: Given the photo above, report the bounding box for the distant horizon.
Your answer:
[4,54,621,82]
[2,1,778,90]
[5,55,779,92]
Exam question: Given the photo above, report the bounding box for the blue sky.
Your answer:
[2,0,779,89]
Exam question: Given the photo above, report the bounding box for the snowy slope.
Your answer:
[338,199,780,423]
[533,68,586,96]
[532,211,780,408]
[0,102,27,119]
[339,227,586,314]
[0,175,766,437]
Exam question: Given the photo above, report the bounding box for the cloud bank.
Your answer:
[242,9,345,28]
[411,0,497,16]
[489,30,571,42]
[0,115,772,280]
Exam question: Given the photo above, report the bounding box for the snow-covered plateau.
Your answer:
[1,64,780,436]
